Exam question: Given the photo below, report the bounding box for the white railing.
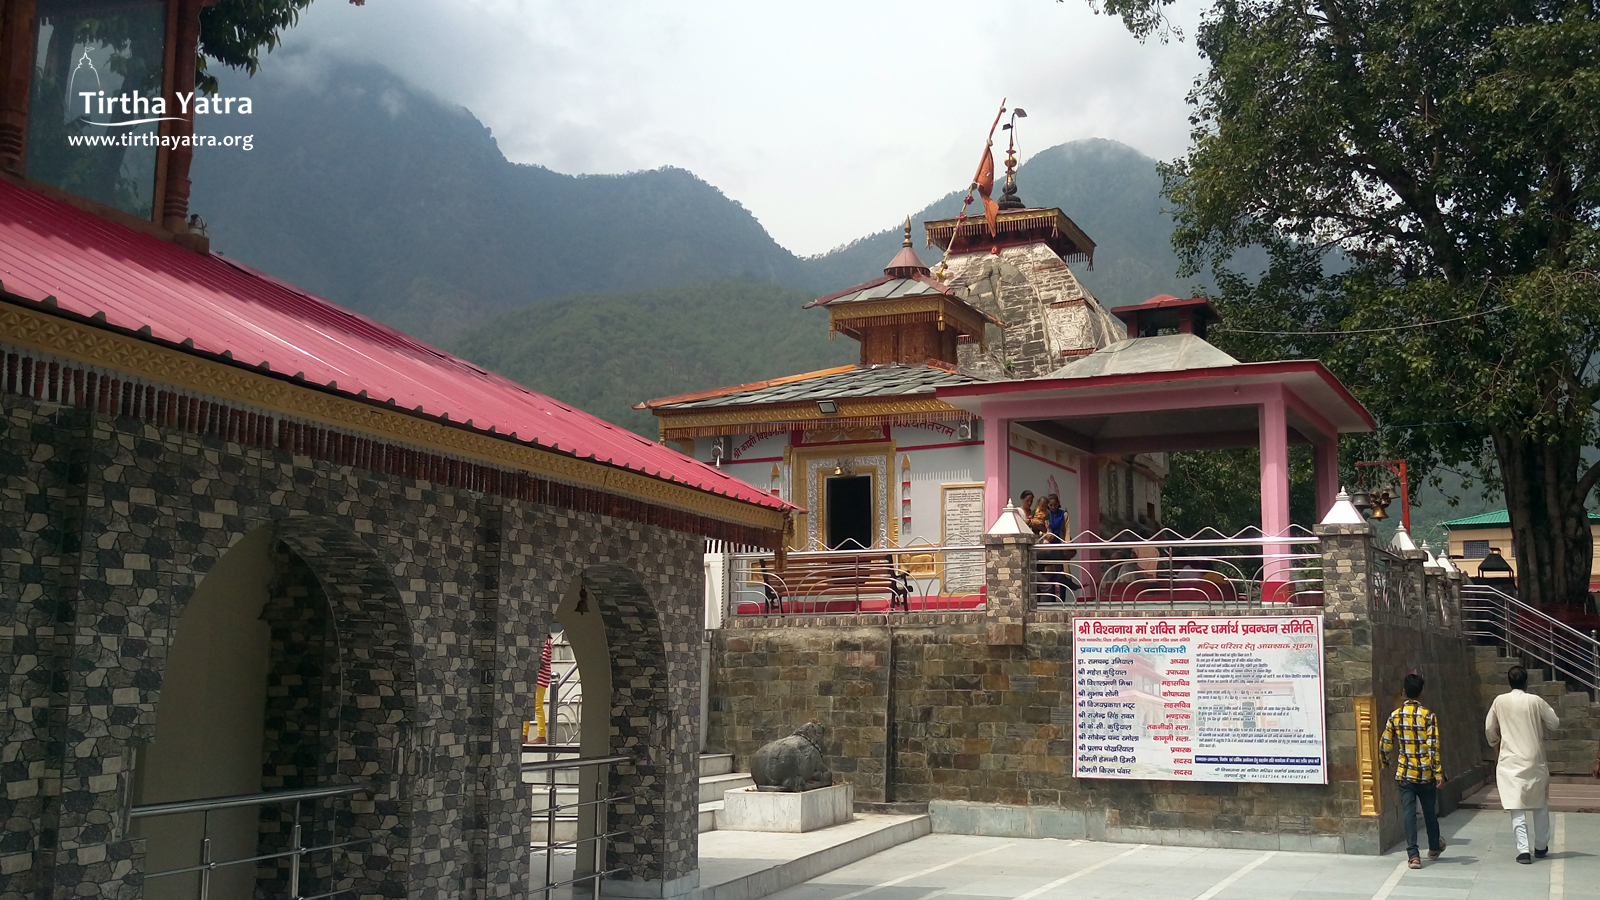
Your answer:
[723,544,988,617]
[1033,529,1324,610]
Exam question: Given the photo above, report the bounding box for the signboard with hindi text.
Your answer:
[1072,615,1325,784]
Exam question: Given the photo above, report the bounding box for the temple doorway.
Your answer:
[826,475,874,549]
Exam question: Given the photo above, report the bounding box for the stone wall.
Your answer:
[709,606,1379,852]
[707,522,1500,855]
[0,391,711,900]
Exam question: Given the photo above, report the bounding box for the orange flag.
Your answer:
[973,144,999,237]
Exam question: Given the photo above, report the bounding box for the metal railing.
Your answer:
[1033,533,1324,609]
[130,783,371,900]
[724,544,989,617]
[526,753,632,900]
[1461,582,1600,694]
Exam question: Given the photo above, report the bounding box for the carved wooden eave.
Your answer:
[826,295,991,349]
[925,207,1096,266]
[654,395,975,441]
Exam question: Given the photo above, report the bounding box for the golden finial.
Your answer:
[903,216,913,247]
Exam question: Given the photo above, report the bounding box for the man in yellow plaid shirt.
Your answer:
[1380,672,1446,868]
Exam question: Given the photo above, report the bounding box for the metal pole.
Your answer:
[290,800,303,900]
[593,765,605,900]
[198,811,212,900]
[545,770,556,897]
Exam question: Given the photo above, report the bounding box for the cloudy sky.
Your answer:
[266,0,1205,255]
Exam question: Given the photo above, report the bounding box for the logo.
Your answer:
[70,48,252,129]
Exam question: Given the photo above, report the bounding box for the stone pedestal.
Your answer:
[720,784,855,833]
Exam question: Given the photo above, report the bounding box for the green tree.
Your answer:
[197,0,346,93]
[1096,0,1600,607]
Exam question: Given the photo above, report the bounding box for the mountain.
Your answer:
[191,60,807,341]
[187,58,1214,436]
[192,59,1195,343]
[804,139,1192,308]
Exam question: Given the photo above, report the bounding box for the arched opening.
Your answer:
[133,519,416,900]
[132,526,274,900]
[548,565,672,891]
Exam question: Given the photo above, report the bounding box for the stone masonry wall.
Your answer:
[0,391,710,900]
[710,604,1379,852]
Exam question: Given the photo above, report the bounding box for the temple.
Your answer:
[642,178,1168,572]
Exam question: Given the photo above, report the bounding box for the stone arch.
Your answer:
[268,517,418,900]
[554,564,672,886]
[136,516,418,900]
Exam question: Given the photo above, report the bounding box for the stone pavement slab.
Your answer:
[734,809,1600,900]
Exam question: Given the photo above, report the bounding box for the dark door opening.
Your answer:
[825,475,874,550]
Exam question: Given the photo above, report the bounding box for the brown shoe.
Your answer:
[1408,857,1422,869]
[1429,841,1446,859]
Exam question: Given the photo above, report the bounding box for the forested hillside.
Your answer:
[451,282,854,435]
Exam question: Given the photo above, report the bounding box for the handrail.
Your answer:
[522,753,631,774]
[131,783,367,819]
[528,753,629,900]
[132,783,372,900]
[1462,582,1600,694]
[726,543,988,615]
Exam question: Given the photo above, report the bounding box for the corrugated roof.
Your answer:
[647,364,982,410]
[0,179,790,514]
[1441,509,1600,528]
[1045,333,1240,379]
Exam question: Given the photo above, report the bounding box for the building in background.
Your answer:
[1442,509,1600,590]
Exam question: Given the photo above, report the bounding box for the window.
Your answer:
[28,0,169,218]
[1463,540,1490,559]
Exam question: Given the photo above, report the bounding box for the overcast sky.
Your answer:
[267,0,1205,256]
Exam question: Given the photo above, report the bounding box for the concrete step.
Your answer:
[697,814,932,900]
[701,753,735,778]
[699,800,723,834]
[700,772,756,804]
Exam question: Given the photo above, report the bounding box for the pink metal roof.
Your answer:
[0,179,792,514]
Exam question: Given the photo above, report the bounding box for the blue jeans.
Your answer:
[1399,780,1442,858]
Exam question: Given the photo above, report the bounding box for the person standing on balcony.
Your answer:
[1486,665,1561,863]
[1380,673,1447,869]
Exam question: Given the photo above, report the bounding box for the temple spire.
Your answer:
[884,215,930,277]
[998,108,1026,210]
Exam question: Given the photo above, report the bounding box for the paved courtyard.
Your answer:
[759,809,1600,900]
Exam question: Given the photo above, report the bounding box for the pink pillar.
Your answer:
[1075,454,1101,540]
[984,416,1011,527]
[1314,438,1340,521]
[1259,394,1291,537]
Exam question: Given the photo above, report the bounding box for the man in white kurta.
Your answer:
[1485,665,1561,863]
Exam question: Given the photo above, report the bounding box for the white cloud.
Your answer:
[247,0,1204,255]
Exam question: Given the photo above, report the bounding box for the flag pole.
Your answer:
[934,99,1007,281]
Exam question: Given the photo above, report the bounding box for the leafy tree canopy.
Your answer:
[1115,0,1600,606]
[197,0,360,94]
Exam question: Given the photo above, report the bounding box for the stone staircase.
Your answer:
[697,752,754,833]
[1469,645,1600,776]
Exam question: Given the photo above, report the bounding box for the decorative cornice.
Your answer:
[655,395,969,432]
[827,296,992,336]
[0,301,784,531]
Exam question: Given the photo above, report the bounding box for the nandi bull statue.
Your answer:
[749,720,833,792]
